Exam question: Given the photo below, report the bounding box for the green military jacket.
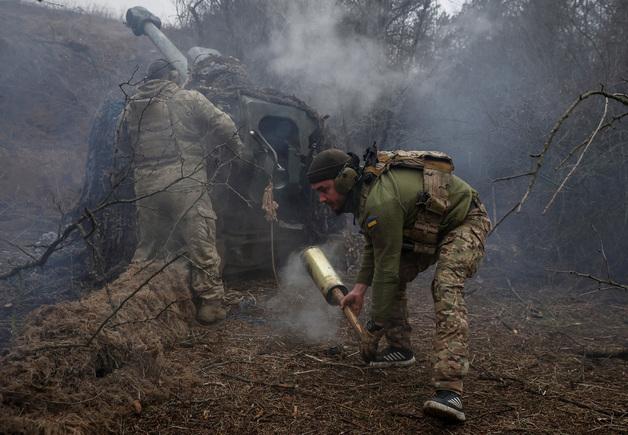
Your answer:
[351,167,476,323]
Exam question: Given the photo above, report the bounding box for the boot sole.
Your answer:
[369,356,416,368]
[423,400,466,422]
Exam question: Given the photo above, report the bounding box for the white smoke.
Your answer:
[265,0,406,116]
[265,241,347,342]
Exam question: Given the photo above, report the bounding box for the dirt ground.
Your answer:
[111,281,626,434]
[2,212,625,433]
[0,220,626,434]
[0,262,627,434]
[7,273,621,434]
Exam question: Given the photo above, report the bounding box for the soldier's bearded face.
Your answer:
[311,179,347,214]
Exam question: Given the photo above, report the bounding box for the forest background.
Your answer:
[1,0,627,300]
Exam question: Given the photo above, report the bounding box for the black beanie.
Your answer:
[307,149,351,184]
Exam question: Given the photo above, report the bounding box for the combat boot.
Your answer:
[369,347,416,367]
[196,297,226,325]
[423,390,466,423]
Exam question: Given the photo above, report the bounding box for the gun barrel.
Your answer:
[143,23,188,82]
[125,7,188,82]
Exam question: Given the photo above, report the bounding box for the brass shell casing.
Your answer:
[302,246,348,305]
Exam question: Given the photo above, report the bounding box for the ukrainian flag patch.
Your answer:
[366,216,378,229]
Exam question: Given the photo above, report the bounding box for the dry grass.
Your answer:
[0,261,196,433]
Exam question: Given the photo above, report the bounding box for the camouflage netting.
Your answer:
[187,54,324,124]
[0,261,199,434]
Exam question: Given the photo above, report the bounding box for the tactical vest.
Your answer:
[363,150,454,255]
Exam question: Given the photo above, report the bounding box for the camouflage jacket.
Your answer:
[350,167,476,323]
[117,79,244,181]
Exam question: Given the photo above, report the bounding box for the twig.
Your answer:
[491,184,497,224]
[506,278,526,305]
[304,353,367,373]
[488,202,519,236]
[583,349,628,360]
[0,236,37,261]
[0,220,81,280]
[547,269,628,290]
[591,224,611,280]
[557,111,628,169]
[492,171,534,183]
[543,97,609,214]
[44,391,102,405]
[219,372,296,390]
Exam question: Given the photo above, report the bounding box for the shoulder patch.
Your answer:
[366,216,378,229]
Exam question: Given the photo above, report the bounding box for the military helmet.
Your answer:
[188,47,223,66]
[146,59,176,81]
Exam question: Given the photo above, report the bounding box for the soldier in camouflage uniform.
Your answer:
[116,59,245,324]
[307,149,491,423]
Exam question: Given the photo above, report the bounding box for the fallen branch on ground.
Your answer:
[547,269,628,291]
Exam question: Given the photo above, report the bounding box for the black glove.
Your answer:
[360,321,384,363]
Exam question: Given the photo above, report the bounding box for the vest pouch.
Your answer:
[365,149,455,256]
[424,193,448,215]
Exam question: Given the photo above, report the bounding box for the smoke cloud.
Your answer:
[265,0,406,116]
[265,241,347,342]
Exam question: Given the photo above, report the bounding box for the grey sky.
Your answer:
[47,0,180,23]
[40,0,463,24]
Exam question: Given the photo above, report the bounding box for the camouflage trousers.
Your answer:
[132,165,224,302]
[384,196,491,394]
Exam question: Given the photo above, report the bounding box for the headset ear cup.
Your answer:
[334,167,358,194]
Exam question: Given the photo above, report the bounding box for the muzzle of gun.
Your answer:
[301,246,365,336]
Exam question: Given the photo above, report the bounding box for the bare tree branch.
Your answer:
[493,171,535,183]
[542,97,609,214]
[557,111,628,169]
[490,88,628,232]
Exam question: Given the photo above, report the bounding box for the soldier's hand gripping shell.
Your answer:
[340,288,365,316]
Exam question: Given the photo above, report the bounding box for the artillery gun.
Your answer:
[78,7,340,280]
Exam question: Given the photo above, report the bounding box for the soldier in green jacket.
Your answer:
[116,59,245,325]
[307,148,491,423]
